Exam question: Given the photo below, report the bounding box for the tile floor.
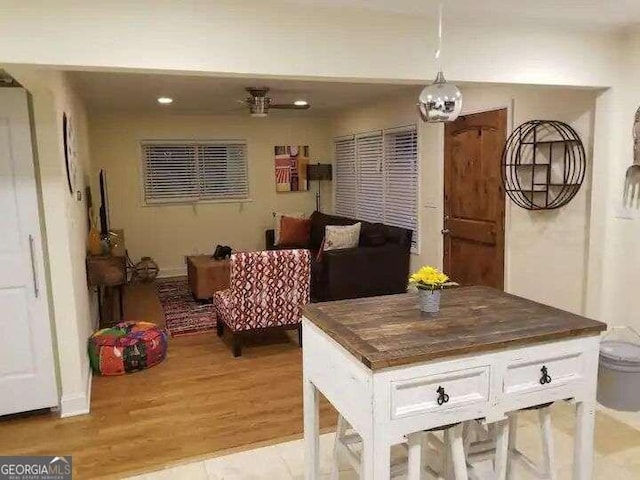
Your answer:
[127,404,640,479]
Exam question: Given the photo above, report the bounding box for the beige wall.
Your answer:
[592,30,640,331]
[332,85,598,315]
[10,68,96,416]
[89,114,332,276]
[0,1,621,88]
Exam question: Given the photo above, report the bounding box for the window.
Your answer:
[334,136,357,217]
[142,141,248,204]
[334,125,419,252]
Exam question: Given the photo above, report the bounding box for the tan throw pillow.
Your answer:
[323,223,361,251]
[274,212,305,245]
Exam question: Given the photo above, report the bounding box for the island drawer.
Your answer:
[390,366,490,419]
[503,350,584,397]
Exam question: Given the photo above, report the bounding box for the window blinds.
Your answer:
[334,125,419,252]
[142,141,248,203]
[334,136,357,217]
[384,126,419,251]
[356,131,384,223]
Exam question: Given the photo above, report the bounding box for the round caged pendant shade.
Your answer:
[417,71,462,123]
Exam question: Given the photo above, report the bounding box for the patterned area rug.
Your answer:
[156,278,217,336]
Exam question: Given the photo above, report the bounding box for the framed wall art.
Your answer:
[274,145,309,192]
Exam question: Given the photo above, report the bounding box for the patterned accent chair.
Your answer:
[213,249,311,357]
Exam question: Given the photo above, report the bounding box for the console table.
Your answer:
[302,286,606,480]
[86,229,127,327]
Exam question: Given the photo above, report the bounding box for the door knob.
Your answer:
[441,229,450,235]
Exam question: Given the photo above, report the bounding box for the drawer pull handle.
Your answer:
[436,386,450,406]
[540,366,552,385]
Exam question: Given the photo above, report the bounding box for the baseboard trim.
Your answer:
[158,267,187,279]
[59,365,92,418]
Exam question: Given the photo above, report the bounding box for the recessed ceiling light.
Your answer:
[157,97,173,105]
[294,100,308,106]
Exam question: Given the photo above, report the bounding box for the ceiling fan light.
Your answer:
[157,96,173,105]
[248,95,269,117]
[417,71,462,123]
[294,100,308,106]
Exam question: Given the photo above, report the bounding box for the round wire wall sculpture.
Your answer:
[501,120,586,210]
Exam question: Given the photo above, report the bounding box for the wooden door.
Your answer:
[0,88,58,415]
[443,109,507,289]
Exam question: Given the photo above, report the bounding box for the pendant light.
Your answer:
[417,3,462,123]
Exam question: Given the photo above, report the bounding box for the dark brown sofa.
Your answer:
[265,211,412,302]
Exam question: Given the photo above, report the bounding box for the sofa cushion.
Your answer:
[309,211,358,249]
[359,222,387,247]
[324,223,361,251]
[278,216,311,247]
[274,211,305,245]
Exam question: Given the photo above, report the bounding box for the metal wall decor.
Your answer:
[623,105,640,207]
[501,120,586,210]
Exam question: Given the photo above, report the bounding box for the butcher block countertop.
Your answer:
[302,286,607,370]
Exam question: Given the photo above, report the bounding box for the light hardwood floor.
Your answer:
[0,282,337,479]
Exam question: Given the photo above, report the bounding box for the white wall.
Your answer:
[0,0,622,88]
[10,67,96,416]
[591,30,640,331]
[89,113,332,276]
[332,85,598,315]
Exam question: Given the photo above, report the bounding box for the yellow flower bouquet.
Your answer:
[409,265,452,314]
[409,266,449,291]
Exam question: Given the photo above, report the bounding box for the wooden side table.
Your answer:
[187,255,231,301]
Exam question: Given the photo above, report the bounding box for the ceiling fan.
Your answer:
[240,87,310,117]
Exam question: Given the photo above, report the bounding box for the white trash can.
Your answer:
[597,327,640,412]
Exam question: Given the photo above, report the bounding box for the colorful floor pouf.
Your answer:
[88,321,168,375]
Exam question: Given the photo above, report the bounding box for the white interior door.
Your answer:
[0,88,58,415]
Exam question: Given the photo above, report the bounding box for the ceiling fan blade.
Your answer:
[270,103,311,110]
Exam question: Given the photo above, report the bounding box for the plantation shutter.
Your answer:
[142,141,248,204]
[143,144,199,203]
[384,125,419,252]
[199,143,249,200]
[355,131,384,222]
[334,125,419,253]
[334,135,357,217]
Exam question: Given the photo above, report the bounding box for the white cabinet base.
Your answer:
[303,318,600,480]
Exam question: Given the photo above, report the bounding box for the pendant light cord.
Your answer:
[435,2,443,71]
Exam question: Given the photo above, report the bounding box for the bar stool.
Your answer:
[507,403,556,479]
[330,415,469,479]
[465,403,556,480]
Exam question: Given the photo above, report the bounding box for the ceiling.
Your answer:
[284,0,640,29]
[68,71,421,116]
